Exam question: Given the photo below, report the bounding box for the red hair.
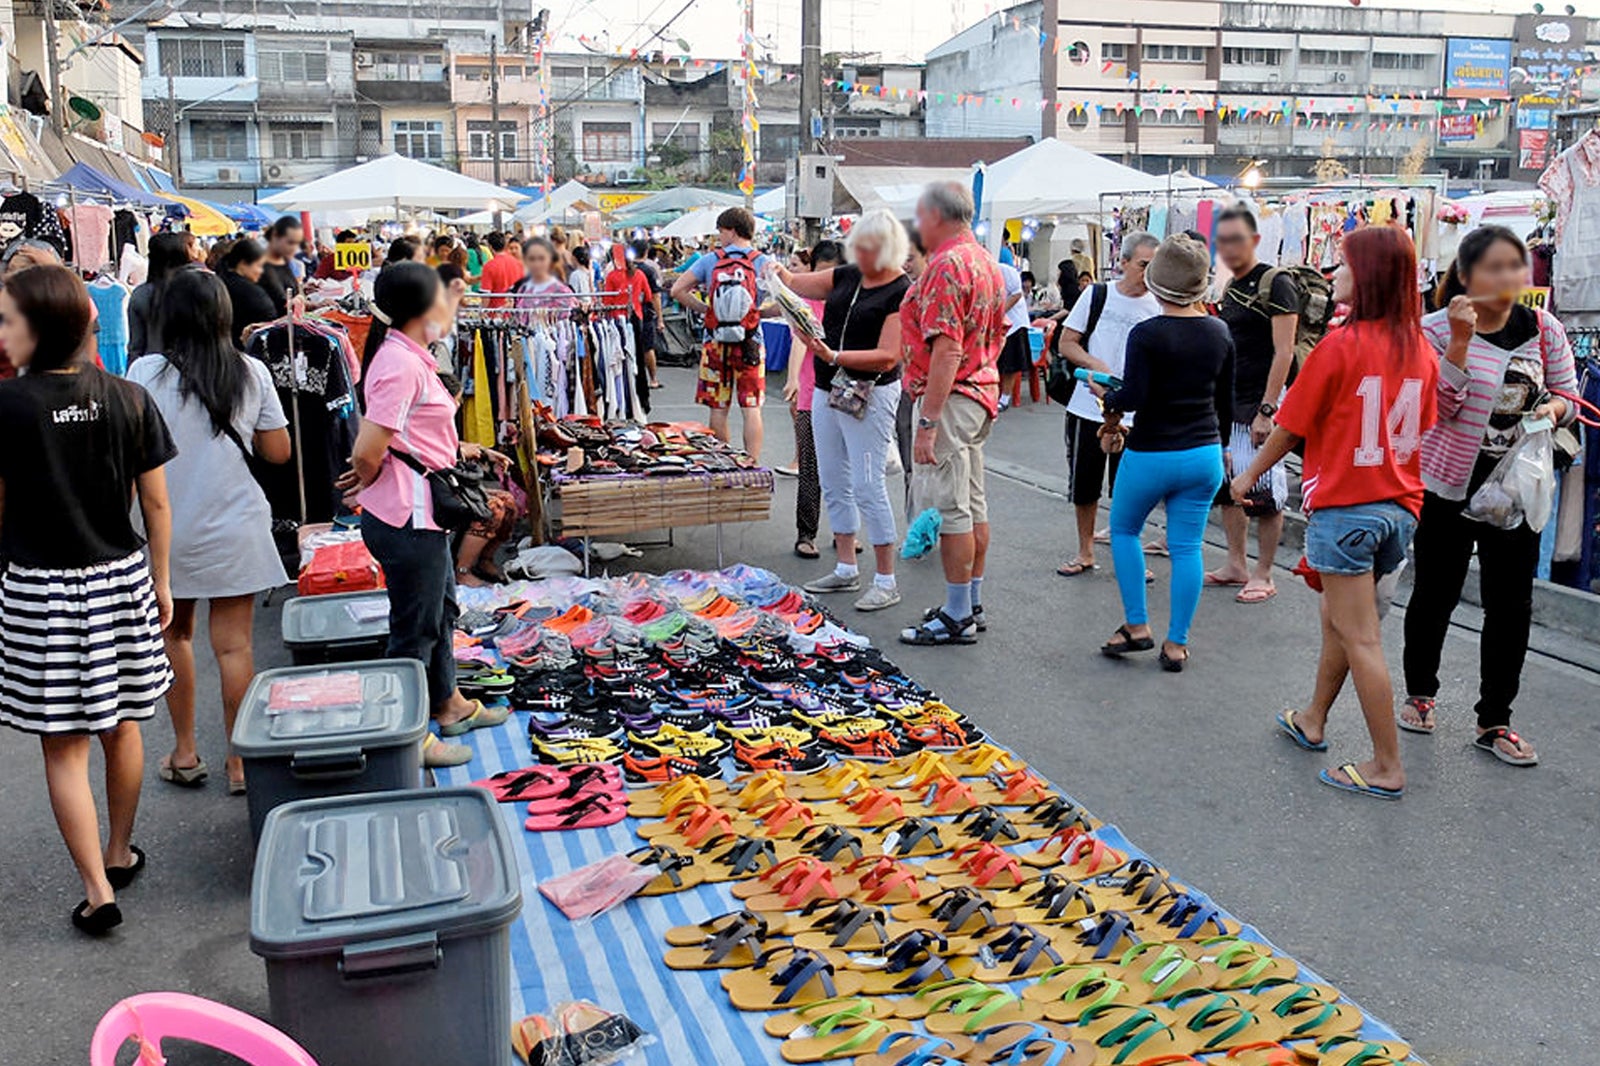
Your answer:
[1341,225,1422,357]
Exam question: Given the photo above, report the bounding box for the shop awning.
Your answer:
[157,193,235,235]
[55,162,169,208]
[833,166,972,217]
[260,154,524,213]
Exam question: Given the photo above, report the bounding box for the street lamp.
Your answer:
[167,76,257,188]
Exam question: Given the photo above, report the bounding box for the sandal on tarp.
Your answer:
[871,817,949,859]
[1083,859,1189,912]
[780,1017,912,1063]
[625,774,730,817]
[787,899,893,953]
[666,908,786,946]
[1197,937,1302,990]
[994,875,1098,926]
[1100,625,1155,658]
[626,844,707,895]
[1135,892,1240,941]
[967,923,1064,982]
[854,1032,975,1066]
[1276,709,1328,753]
[899,610,978,647]
[524,793,627,832]
[895,979,1044,1035]
[1317,764,1403,801]
[733,856,860,912]
[797,760,878,801]
[1059,910,1142,965]
[1120,943,1219,1001]
[1224,1045,1300,1066]
[891,886,1014,940]
[721,946,866,1011]
[973,1034,1094,1066]
[847,930,974,995]
[1167,990,1285,1052]
[698,834,782,883]
[1248,983,1362,1042]
[763,997,898,1039]
[1073,1003,1194,1061]
[1312,1036,1415,1066]
[1022,964,1148,1022]
[663,910,784,970]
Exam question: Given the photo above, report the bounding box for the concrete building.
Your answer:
[925,0,1591,182]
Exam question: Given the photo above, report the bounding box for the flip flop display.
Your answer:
[431,565,1419,1065]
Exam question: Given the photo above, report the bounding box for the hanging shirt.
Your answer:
[68,204,116,268]
[0,191,69,258]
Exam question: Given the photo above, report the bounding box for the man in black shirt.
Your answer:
[1210,206,1299,604]
[260,215,303,317]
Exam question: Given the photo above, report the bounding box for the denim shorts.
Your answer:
[1304,501,1418,578]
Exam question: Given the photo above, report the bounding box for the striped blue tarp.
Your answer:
[436,723,1419,1066]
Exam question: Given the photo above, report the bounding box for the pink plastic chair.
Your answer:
[91,992,319,1066]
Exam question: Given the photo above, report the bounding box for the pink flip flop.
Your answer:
[476,763,622,803]
[525,792,628,831]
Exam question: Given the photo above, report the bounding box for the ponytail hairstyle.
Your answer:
[218,236,266,274]
[359,260,441,406]
[160,269,246,436]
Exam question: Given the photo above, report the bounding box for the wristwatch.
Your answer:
[1257,402,1278,418]
[916,416,939,430]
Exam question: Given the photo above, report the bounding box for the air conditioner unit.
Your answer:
[266,163,285,179]
[215,167,240,182]
[356,51,373,67]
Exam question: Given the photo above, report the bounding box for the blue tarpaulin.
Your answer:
[56,162,171,210]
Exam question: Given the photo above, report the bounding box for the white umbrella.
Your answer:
[260,154,525,213]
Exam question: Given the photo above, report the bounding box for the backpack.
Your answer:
[705,250,761,344]
[1250,265,1335,369]
[1045,283,1108,406]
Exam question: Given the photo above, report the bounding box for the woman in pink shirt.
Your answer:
[346,261,510,767]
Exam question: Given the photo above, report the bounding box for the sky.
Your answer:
[544,0,1600,65]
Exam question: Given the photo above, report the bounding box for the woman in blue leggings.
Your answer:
[1098,235,1234,671]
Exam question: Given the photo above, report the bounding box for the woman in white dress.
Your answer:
[126,269,292,794]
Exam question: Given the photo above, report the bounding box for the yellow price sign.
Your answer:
[1518,286,1550,311]
[334,242,372,273]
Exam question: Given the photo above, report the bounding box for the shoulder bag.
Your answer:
[1045,283,1108,407]
[826,281,873,419]
[386,446,493,531]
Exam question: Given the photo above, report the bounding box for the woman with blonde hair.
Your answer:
[777,208,911,611]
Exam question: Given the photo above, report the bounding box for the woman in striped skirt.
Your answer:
[0,265,176,936]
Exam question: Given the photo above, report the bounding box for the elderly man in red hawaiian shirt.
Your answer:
[899,181,1008,646]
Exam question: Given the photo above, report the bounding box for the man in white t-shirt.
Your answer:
[996,261,1033,412]
[1053,231,1160,576]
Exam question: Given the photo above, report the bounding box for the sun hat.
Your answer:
[1144,234,1211,306]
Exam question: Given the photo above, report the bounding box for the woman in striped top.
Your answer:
[1404,226,1577,768]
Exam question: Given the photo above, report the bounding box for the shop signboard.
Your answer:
[1519,287,1551,311]
[1438,113,1478,144]
[1445,38,1513,99]
[334,242,373,273]
[1519,129,1550,170]
[1513,15,1587,102]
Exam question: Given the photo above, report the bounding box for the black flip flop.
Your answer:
[1158,647,1188,673]
[795,540,821,560]
[1100,625,1155,658]
[71,900,123,937]
[107,845,146,891]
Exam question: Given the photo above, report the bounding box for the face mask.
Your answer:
[424,321,444,343]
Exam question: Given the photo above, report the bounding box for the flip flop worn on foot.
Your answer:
[440,699,511,736]
[1101,625,1155,658]
[1276,710,1328,752]
[1396,696,1436,736]
[1318,763,1403,801]
[1056,561,1098,578]
[1235,585,1277,605]
[1474,726,1539,767]
[158,755,208,788]
[1204,573,1247,588]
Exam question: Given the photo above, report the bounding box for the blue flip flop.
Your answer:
[1276,709,1328,752]
[1318,763,1403,801]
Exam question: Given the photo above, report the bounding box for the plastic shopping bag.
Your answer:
[1466,420,1555,533]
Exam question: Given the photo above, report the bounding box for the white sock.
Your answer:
[835,562,860,579]
[873,572,898,590]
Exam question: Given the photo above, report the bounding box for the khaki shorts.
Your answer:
[913,394,993,535]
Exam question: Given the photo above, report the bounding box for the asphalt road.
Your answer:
[2,368,1594,1065]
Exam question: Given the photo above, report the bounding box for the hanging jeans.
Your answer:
[361,512,458,709]
[1109,444,1224,646]
[811,381,901,550]
[1402,487,1540,730]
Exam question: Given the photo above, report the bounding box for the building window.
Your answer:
[582,121,632,162]
[190,119,247,159]
[1223,47,1283,66]
[364,51,446,83]
[391,119,443,159]
[650,122,701,155]
[467,120,518,160]
[1101,43,1127,62]
[1142,44,1207,64]
[271,124,324,159]
[1065,40,1091,66]
[760,124,800,160]
[831,121,878,138]
[159,37,246,78]
[1371,52,1428,71]
[1300,49,1356,67]
[1064,107,1090,131]
[257,50,328,84]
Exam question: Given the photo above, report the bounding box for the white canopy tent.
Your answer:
[658,204,776,240]
[513,179,596,224]
[261,154,525,214]
[752,185,785,216]
[974,138,1213,246]
[834,166,972,217]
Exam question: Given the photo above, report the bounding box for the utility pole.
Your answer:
[799,0,821,243]
[44,0,65,133]
[167,72,182,187]
[490,34,504,188]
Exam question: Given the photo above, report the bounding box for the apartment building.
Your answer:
[926,0,1585,181]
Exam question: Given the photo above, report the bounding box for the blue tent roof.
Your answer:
[220,202,277,227]
[56,162,169,209]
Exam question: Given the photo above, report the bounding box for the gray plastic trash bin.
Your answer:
[233,659,428,841]
[251,788,522,1066]
[281,591,392,664]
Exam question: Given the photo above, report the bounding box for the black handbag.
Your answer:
[386,447,493,531]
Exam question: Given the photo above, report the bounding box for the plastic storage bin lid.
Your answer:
[281,591,391,647]
[232,659,429,760]
[251,788,522,960]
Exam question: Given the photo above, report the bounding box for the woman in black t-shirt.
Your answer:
[218,237,281,350]
[0,265,176,936]
[776,208,911,613]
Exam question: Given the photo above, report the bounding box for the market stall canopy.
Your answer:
[976,137,1213,226]
[260,154,524,213]
[613,186,742,221]
[513,179,595,223]
[1452,189,1546,239]
[658,204,774,240]
[752,185,785,216]
[220,201,279,227]
[834,166,972,217]
[157,193,234,235]
[56,162,169,209]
